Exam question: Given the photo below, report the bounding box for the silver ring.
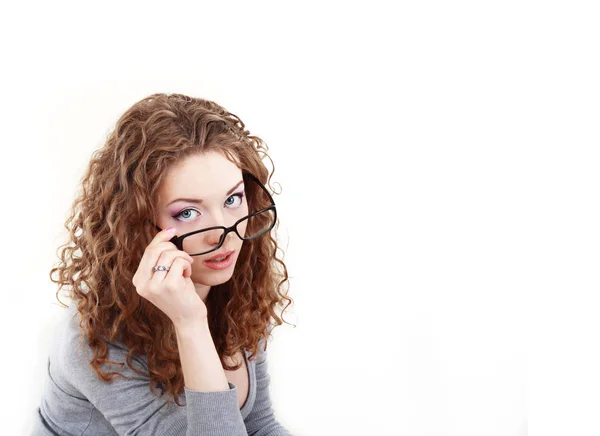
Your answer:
[152,265,170,272]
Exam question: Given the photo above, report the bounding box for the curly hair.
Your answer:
[49,93,294,408]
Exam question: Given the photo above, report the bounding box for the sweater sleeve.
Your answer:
[244,344,293,436]
[59,317,247,436]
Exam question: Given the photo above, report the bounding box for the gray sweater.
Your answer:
[32,304,291,435]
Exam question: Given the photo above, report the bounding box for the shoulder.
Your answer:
[50,304,147,382]
[249,335,269,365]
[50,304,89,364]
[43,304,92,397]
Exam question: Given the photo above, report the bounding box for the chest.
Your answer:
[223,351,249,409]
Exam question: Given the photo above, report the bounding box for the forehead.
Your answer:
[159,151,242,201]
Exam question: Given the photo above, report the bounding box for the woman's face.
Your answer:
[155,150,248,287]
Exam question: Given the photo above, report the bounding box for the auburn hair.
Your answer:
[50,93,293,407]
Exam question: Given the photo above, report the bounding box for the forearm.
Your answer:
[175,321,229,392]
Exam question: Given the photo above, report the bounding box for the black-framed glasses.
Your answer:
[148,171,277,256]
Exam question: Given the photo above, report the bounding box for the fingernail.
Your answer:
[167,227,176,233]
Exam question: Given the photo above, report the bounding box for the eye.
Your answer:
[173,209,200,222]
[225,192,245,208]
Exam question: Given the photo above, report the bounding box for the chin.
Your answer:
[192,271,234,286]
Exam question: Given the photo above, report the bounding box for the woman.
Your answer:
[33,93,294,435]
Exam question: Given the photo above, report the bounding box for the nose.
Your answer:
[204,211,231,247]
[206,228,225,247]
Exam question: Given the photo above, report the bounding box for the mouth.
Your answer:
[206,250,235,262]
[203,250,235,270]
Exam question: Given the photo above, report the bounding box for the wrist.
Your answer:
[174,318,210,337]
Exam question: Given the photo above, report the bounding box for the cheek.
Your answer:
[238,222,248,237]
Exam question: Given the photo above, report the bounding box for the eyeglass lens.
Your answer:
[181,208,275,255]
[180,175,276,256]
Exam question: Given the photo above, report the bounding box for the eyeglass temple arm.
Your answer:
[243,171,276,206]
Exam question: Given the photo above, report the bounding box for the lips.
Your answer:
[206,250,234,261]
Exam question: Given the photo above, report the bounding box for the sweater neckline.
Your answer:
[240,348,255,419]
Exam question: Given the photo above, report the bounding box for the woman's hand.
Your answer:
[132,227,208,327]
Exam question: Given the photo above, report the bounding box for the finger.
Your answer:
[137,229,192,284]
[162,256,193,285]
[152,244,195,266]
[145,227,178,252]
[138,227,178,271]
[184,258,193,279]
[137,243,177,284]
[182,258,193,279]
[151,250,195,283]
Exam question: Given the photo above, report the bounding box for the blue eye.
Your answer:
[173,209,200,222]
[225,192,245,207]
[173,192,245,222]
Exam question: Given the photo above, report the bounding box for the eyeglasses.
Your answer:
[148,171,277,256]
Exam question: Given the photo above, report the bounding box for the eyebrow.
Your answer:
[167,180,244,206]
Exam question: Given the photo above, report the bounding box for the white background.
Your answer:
[1,1,598,435]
